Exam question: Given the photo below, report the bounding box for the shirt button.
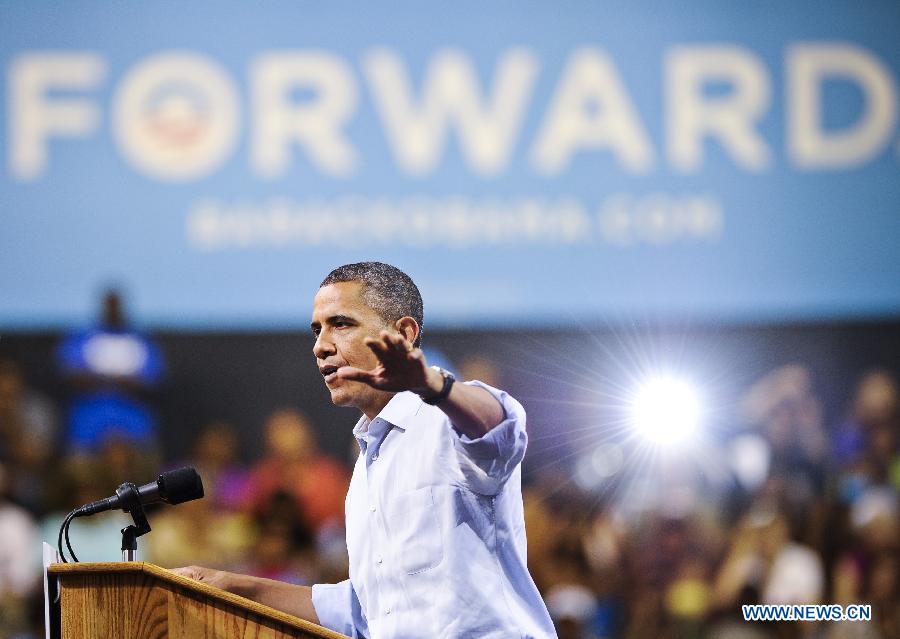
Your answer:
[371,453,378,461]
[377,556,383,564]
[370,505,376,512]
[385,608,391,615]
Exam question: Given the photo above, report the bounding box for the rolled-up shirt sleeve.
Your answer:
[451,380,528,495]
[311,579,369,638]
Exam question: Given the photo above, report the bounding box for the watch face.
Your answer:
[422,366,454,404]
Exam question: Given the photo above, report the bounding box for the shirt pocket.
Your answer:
[388,486,443,575]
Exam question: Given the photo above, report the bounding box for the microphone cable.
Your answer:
[54,468,203,563]
[57,509,81,563]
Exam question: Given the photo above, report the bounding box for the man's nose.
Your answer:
[313,332,335,359]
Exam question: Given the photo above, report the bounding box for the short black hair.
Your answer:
[320,262,424,347]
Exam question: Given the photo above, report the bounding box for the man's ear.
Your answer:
[395,316,420,345]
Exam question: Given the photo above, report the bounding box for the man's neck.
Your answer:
[361,390,397,422]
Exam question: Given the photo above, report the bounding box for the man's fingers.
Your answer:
[368,332,412,362]
[364,336,391,359]
[336,366,379,384]
[383,331,414,355]
[170,566,232,591]
[171,566,201,580]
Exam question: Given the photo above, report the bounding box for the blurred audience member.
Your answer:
[0,463,39,639]
[0,462,39,598]
[56,288,164,452]
[145,484,255,570]
[0,358,58,514]
[244,408,349,534]
[457,354,502,389]
[144,420,257,571]
[546,584,601,639]
[189,420,250,511]
[834,370,900,499]
[830,486,899,639]
[740,365,829,509]
[712,503,823,612]
[240,491,318,586]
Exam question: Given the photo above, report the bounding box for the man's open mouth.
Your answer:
[320,365,339,383]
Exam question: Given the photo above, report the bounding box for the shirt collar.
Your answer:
[352,391,424,448]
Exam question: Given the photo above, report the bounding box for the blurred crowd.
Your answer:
[528,365,899,639]
[0,297,897,638]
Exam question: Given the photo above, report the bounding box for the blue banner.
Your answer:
[2,1,899,328]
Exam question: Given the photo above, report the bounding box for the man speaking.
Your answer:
[176,262,556,638]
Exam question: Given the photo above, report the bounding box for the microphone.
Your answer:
[74,466,204,517]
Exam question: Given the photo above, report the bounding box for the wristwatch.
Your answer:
[419,366,455,405]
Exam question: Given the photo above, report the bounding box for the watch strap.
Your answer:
[420,366,455,405]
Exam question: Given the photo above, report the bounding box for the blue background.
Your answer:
[1,1,898,329]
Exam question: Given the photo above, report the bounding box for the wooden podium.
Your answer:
[47,562,350,639]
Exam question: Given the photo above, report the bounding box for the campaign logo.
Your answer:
[112,52,240,181]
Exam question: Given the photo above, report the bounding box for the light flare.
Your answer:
[629,375,702,447]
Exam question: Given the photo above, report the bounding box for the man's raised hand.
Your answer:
[336,330,437,395]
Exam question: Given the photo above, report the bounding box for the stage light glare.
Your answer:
[630,376,701,446]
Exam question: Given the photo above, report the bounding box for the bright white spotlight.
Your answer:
[630,376,702,446]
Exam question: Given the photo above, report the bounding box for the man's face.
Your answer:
[311,281,391,411]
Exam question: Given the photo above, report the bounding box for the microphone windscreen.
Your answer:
[158,466,204,505]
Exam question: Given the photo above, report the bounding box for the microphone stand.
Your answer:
[113,482,152,561]
[59,467,203,564]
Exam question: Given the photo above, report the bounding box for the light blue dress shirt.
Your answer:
[312,381,557,639]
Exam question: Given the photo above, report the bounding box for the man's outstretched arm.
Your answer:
[336,329,505,438]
